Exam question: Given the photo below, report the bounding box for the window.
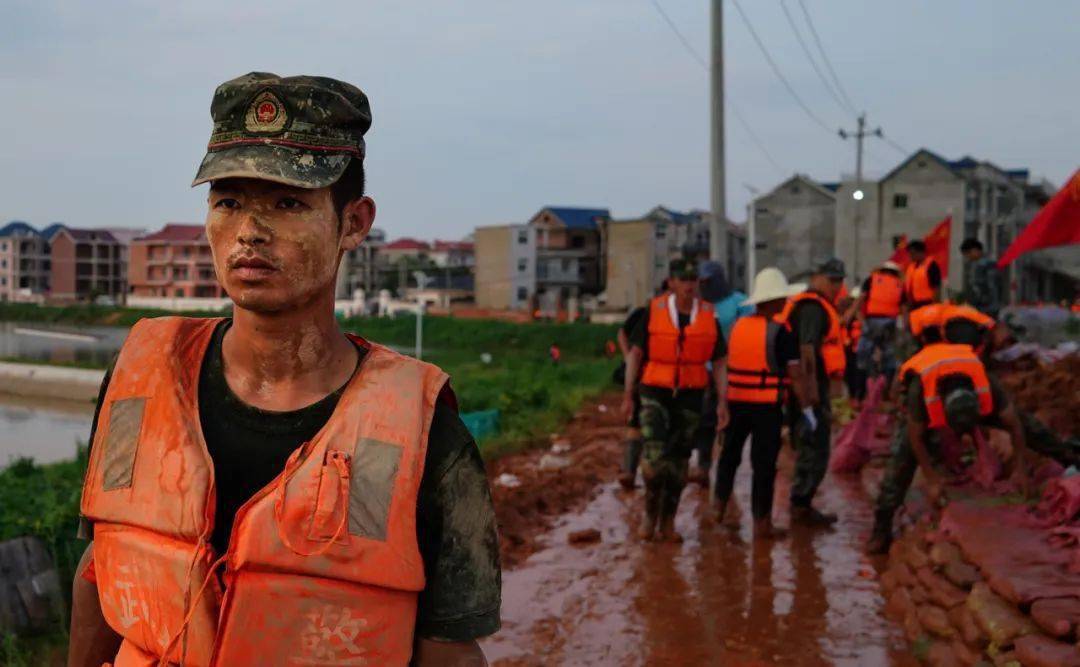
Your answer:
[0,277,5,286]
[0,242,5,251]
[561,258,572,272]
[571,235,585,249]
[0,259,5,269]
[517,230,528,244]
[893,193,909,209]
[655,224,666,240]
[517,258,527,272]
[516,287,528,301]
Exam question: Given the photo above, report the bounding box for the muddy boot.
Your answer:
[686,467,708,486]
[639,486,660,541]
[790,505,838,528]
[753,517,787,541]
[865,511,894,555]
[618,471,636,490]
[657,513,683,544]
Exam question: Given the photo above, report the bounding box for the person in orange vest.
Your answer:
[69,74,499,666]
[777,258,848,526]
[903,239,943,310]
[848,260,904,385]
[623,259,729,541]
[714,268,809,540]
[866,336,1032,554]
[840,286,867,408]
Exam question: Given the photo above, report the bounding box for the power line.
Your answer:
[879,132,910,156]
[646,0,786,175]
[796,0,858,114]
[729,0,837,135]
[778,0,856,116]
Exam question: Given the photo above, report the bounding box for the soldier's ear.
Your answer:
[340,197,375,251]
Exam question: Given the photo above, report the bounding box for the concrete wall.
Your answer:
[755,179,835,282]
[48,232,76,299]
[127,296,232,311]
[475,225,528,309]
[0,361,104,402]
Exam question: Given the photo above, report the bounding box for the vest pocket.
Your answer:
[305,450,353,546]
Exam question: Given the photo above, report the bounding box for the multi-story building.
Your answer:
[751,175,838,283]
[380,238,431,265]
[49,227,126,302]
[474,223,536,310]
[339,227,386,299]
[429,240,475,268]
[0,221,51,302]
[128,224,224,298]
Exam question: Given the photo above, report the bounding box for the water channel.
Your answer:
[0,321,127,465]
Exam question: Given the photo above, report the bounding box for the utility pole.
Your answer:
[709,0,727,269]
[839,113,881,281]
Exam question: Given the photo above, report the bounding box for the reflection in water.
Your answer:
[0,393,93,466]
[0,321,128,367]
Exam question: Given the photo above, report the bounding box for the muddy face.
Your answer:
[206,178,344,313]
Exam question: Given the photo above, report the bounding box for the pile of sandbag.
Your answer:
[830,376,895,473]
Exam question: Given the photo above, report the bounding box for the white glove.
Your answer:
[802,407,819,432]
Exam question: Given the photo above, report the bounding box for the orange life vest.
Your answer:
[640,295,718,390]
[865,270,903,318]
[898,343,993,429]
[778,291,847,379]
[908,303,944,338]
[80,317,447,667]
[726,315,789,404]
[940,303,995,333]
[904,259,938,305]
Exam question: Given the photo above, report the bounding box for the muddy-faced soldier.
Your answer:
[622,259,729,542]
[69,73,500,666]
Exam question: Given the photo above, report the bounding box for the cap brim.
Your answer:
[741,282,806,306]
[191,144,352,188]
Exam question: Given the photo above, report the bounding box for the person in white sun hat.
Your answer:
[714,268,811,540]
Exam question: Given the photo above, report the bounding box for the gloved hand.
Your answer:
[801,407,818,433]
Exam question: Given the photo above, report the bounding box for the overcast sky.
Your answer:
[2,1,1077,240]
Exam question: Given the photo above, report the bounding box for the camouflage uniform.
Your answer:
[638,387,704,520]
[963,256,1003,318]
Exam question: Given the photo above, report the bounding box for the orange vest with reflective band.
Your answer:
[80,317,447,667]
[941,303,995,333]
[778,291,847,378]
[898,343,993,429]
[726,315,788,404]
[865,270,903,317]
[904,259,937,305]
[908,303,944,338]
[640,295,718,390]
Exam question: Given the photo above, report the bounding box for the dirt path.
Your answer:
[484,397,916,666]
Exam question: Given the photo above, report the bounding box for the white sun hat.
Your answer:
[881,260,902,272]
[742,267,806,306]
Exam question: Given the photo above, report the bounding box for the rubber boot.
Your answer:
[790,505,838,528]
[657,480,684,543]
[866,510,894,555]
[657,512,683,544]
[753,516,787,541]
[639,486,659,541]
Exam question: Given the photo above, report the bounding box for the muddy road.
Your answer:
[483,397,915,666]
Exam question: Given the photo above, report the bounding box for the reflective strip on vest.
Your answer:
[641,295,718,390]
[901,343,994,429]
[80,317,448,666]
[726,315,786,404]
[778,291,847,379]
[865,271,903,318]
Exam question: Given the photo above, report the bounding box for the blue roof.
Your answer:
[820,182,840,192]
[541,207,611,230]
[1006,168,1030,181]
[41,223,66,239]
[947,156,978,170]
[0,221,38,237]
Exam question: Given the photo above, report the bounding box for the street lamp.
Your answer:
[853,189,865,201]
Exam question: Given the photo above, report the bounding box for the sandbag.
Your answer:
[965,582,1038,647]
[1030,597,1080,638]
[1013,634,1080,667]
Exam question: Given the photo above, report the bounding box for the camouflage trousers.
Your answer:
[789,402,832,508]
[875,410,1080,515]
[638,386,705,519]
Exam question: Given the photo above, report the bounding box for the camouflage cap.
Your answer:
[192,72,371,189]
[943,388,981,434]
[669,258,699,280]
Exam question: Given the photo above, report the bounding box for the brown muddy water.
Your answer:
[484,451,916,666]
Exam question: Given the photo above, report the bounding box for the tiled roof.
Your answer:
[59,227,119,243]
[0,221,39,237]
[138,224,206,242]
[41,223,66,239]
[541,207,611,230]
[433,240,474,252]
[384,238,431,251]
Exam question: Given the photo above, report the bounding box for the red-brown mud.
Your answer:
[485,405,916,666]
[997,355,1080,438]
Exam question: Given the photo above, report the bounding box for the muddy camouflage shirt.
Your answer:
[85,320,501,642]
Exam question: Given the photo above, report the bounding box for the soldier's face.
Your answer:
[205,178,366,314]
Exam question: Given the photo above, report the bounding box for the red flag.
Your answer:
[891,217,952,279]
[998,170,1080,267]
[889,234,911,269]
[924,215,951,280]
